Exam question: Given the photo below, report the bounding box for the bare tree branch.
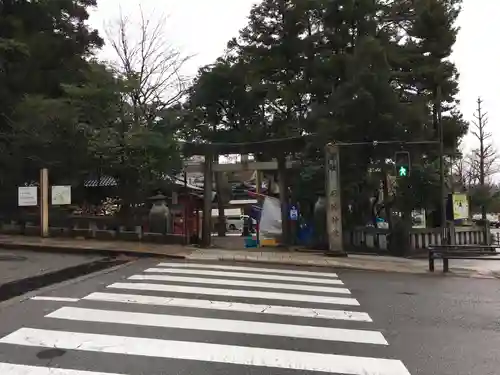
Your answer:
[105,7,193,125]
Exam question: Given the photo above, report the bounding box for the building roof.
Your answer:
[83,175,205,192]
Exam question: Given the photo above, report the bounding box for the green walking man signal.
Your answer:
[395,151,411,177]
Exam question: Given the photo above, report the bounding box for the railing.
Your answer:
[346,226,488,252]
[0,213,186,245]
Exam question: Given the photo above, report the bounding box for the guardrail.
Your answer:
[346,226,488,251]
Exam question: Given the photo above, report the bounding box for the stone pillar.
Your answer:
[201,156,213,247]
[325,143,346,256]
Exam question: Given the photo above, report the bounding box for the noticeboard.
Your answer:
[51,185,71,205]
[18,186,38,206]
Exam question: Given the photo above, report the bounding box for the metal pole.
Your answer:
[40,168,49,238]
[183,170,189,245]
[437,85,448,244]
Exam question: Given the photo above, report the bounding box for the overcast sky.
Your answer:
[88,0,497,153]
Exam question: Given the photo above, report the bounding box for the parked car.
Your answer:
[226,215,257,232]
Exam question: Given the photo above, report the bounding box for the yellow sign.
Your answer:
[452,194,469,220]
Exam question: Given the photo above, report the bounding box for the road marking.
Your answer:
[144,268,344,285]
[0,328,412,375]
[0,362,124,375]
[83,292,372,322]
[47,306,386,345]
[31,296,80,302]
[157,262,338,278]
[108,282,360,305]
[129,274,351,294]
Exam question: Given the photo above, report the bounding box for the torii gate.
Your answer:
[182,138,344,255]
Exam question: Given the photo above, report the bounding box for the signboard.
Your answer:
[412,209,426,229]
[51,185,71,205]
[452,193,469,220]
[18,186,37,206]
[289,206,298,221]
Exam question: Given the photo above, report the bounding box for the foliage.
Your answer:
[0,2,184,210]
[184,0,467,229]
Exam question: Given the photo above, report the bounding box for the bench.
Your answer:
[428,245,499,273]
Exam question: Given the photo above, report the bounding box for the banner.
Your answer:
[452,193,469,220]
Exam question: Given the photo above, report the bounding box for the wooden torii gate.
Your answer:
[182,137,345,255]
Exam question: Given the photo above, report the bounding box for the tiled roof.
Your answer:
[83,176,118,187]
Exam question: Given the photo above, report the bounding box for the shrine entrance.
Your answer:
[182,137,344,255]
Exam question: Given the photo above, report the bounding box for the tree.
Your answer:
[106,8,190,125]
[453,98,498,216]
[470,97,498,186]
[185,0,468,251]
[0,0,104,198]
[102,8,192,208]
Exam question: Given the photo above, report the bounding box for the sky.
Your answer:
[88,0,499,154]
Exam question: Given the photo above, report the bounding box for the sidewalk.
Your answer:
[1,235,499,278]
[0,235,189,258]
[186,248,500,279]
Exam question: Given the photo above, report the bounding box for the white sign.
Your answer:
[18,186,38,206]
[289,206,298,221]
[412,209,426,229]
[51,185,71,205]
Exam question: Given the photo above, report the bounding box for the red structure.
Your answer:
[171,192,203,242]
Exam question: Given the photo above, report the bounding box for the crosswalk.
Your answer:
[0,261,412,375]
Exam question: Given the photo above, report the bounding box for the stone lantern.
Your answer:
[148,193,170,234]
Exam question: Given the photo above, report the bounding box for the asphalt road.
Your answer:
[0,259,497,375]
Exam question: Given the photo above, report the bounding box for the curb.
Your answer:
[0,257,129,303]
[188,255,423,273]
[187,256,492,278]
[0,242,188,260]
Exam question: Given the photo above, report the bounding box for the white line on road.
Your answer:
[31,297,80,302]
[129,274,350,294]
[144,267,344,285]
[83,292,372,322]
[0,362,125,375]
[157,262,338,278]
[108,282,360,306]
[47,306,386,345]
[0,328,411,375]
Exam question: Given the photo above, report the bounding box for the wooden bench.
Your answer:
[428,245,499,273]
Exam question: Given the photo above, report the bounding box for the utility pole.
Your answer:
[437,85,448,244]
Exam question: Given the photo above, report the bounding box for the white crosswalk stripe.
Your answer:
[108,282,360,305]
[156,262,339,277]
[0,363,124,375]
[82,292,373,321]
[128,273,351,294]
[0,262,412,375]
[47,306,387,344]
[144,267,345,285]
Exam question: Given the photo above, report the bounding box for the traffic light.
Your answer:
[395,151,410,177]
